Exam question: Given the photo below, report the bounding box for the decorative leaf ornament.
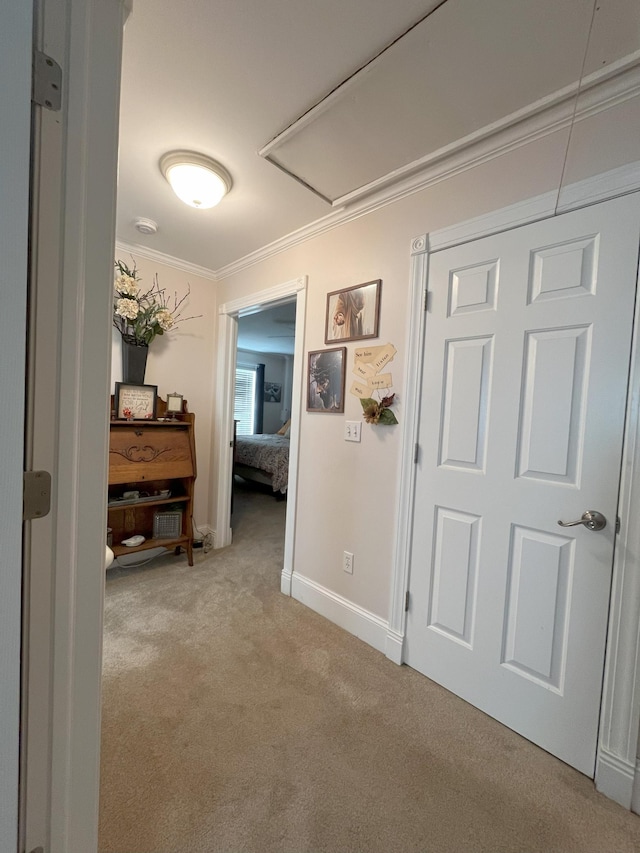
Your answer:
[360,393,398,425]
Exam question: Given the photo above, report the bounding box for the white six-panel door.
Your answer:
[405,194,640,776]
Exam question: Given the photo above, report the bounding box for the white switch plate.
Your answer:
[344,420,361,442]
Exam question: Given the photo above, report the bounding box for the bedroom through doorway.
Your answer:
[233,301,296,510]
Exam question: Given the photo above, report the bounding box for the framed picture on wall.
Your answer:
[264,382,282,403]
[325,279,381,344]
[307,347,346,413]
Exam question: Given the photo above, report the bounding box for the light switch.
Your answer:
[344,420,361,442]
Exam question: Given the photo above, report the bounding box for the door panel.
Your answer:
[406,194,640,776]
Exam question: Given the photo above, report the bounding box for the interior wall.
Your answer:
[237,348,290,433]
[111,253,218,529]
[215,100,640,623]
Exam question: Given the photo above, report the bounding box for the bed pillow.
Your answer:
[283,425,291,438]
[277,418,291,436]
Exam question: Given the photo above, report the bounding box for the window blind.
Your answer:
[234,367,257,435]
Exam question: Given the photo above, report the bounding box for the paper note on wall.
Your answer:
[369,373,393,390]
[350,380,372,399]
[353,361,376,380]
[354,343,397,373]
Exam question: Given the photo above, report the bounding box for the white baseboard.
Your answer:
[212,524,232,549]
[595,747,636,808]
[280,567,292,596]
[385,629,404,665]
[632,760,640,815]
[291,572,389,655]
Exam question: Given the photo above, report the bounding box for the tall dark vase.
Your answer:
[121,337,149,385]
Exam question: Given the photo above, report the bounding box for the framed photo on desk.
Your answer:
[114,382,158,420]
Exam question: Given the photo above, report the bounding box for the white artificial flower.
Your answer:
[115,274,139,296]
[156,308,175,330]
[115,297,139,321]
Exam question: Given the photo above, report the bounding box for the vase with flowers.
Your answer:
[113,259,200,384]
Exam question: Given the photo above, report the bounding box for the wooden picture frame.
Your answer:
[307,347,346,413]
[325,279,381,344]
[114,382,158,420]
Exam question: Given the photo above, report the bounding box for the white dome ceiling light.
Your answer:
[160,150,232,209]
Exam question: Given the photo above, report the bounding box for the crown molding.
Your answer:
[331,50,640,208]
[115,240,218,282]
[116,58,640,284]
[215,59,640,280]
[422,160,640,254]
[219,277,306,315]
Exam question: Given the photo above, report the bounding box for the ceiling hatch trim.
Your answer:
[260,49,640,208]
[218,59,640,280]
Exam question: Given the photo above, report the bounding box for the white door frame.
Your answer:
[2,4,32,851]
[212,278,307,595]
[20,1,127,851]
[388,164,640,809]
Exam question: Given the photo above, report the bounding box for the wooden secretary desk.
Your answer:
[107,396,197,566]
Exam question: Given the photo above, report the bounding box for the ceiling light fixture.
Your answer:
[159,150,232,209]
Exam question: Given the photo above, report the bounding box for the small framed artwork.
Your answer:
[166,392,184,413]
[114,382,158,420]
[264,382,282,403]
[307,347,346,413]
[325,279,381,344]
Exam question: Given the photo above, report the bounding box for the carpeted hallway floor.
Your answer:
[99,481,640,853]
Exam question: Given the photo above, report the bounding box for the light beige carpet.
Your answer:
[99,481,640,853]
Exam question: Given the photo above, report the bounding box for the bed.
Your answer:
[233,433,290,494]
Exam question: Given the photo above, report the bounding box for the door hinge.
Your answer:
[424,289,429,311]
[616,515,621,534]
[414,443,420,464]
[32,50,62,111]
[405,591,410,612]
[23,471,52,521]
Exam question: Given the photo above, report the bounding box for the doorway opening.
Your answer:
[213,277,307,596]
[233,301,295,497]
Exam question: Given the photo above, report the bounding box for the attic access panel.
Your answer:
[260,0,639,205]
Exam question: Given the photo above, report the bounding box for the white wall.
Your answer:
[237,348,289,433]
[111,254,218,529]
[215,99,640,623]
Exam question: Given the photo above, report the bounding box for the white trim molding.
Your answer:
[331,53,640,209]
[214,61,640,280]
[596,244,640,808]
[291,573,389,656]
[427,161,640,254]
[632,759,640,815]
[391,175,640,810]
[116,240,218,282]
[212,312,237,549]
[213,278,307,576]
[596,749,637,809]
[385,237,430,665]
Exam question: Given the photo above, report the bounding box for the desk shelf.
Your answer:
[108,398,197,566]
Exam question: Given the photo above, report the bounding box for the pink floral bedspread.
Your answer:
[234,434,290,493]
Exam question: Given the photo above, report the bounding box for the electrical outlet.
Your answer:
[344,421,361,442]
[343,550,354,574]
